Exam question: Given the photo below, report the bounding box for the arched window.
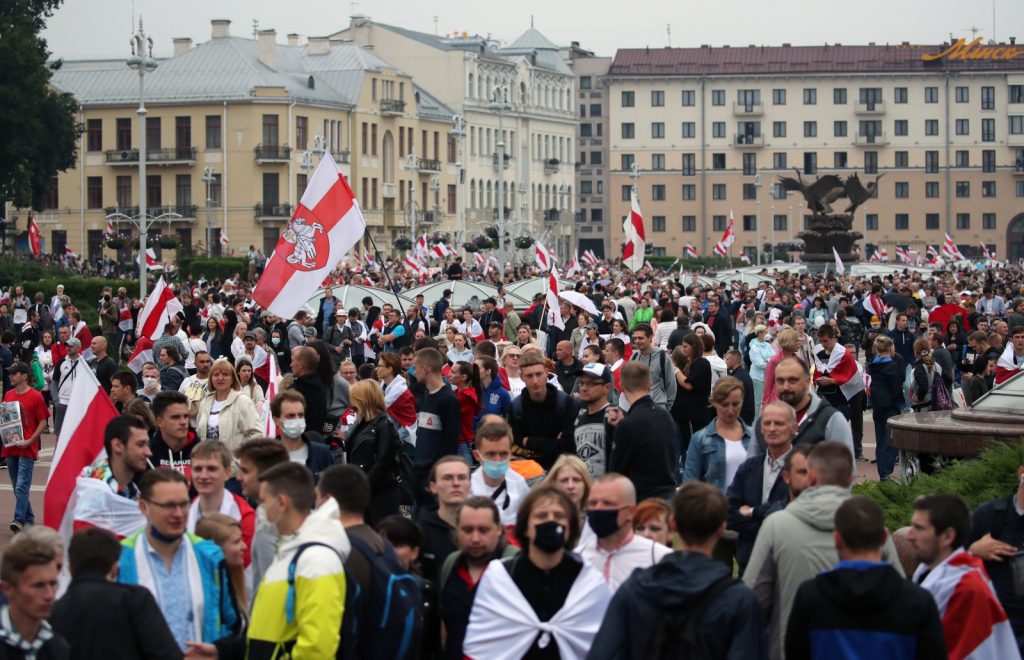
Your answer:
[467,73,474,98]
[307,75,315,89]
[469,180,476,209]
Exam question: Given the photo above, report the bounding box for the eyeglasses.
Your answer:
[506,354,520,359]
[146,500,190,512]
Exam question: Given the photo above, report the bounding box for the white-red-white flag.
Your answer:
[684,243,699,258]
[431,242,451,259]
[127,336,153,373]
[582,250,600,267]
[254,153,365,319]
[403,254,426,275]
[622,191,646,271]
[566,250,582,277]
[869,249,881,263]
[943,232,965,260]
[833,246,845,275]
[44,363,122,538]
[895,247,912,265]
[740,252,751,265]
[415,235,429,260]
[535,242,553,271]
[28,216,42,257]
[713,242,728,258]
[262,347,281,437]
[65,246,79,260]
[136,276,184,340]
[979,242,993,261]
[105,218,115,235]
[880,247,890,262]
[364,250,379,270]
[474,252,486,267]
[545,268,564,331]
[722,210,736,248]
[220,231,229,247]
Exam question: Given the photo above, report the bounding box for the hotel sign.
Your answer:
[923,37,1024,62]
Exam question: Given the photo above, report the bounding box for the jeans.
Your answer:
[456,442,475,467]
[873,407,901,479]
[752,379,765,420]
[7,455,35,524]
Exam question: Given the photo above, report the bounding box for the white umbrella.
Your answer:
[558,290,599,316]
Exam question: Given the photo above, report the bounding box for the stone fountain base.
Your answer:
[797,213,863,264]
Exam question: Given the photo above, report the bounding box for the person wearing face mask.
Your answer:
[469,422,529,529]
[271,390,333,483]
[464,485,611,659]
[343,380,401,525]
[578,473,672,593]
[136,361,163,403]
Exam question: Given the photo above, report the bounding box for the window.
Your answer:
[742,153,757,175]
[773,152,787,169]
[651,185,666,201]
[651,122,665,139]
[175,116,191,153]
[925,87,939,103]
[579,76,592,90]
[580,181,593,194]
[804,152,817,174]
[982,86,996,110]
[209,174,222,206]
[894,119,908,136]
[681,90,695,106]
[956,181,970,197]
[955,119,969,136]
[591,209,603,222]
[621,91,635,107]
[175,174,192,210]
[926,213,939,229]
[865,214,878,230]
[580,104,586,118]
[712,184,726,200]
[621,123,635,139]
[895,214,909,230]
[833,88,847,104]
[682,216,696,231]
[983,150,996,172]
[926,181,939,198]
[652,216,666,232]
[712,153,726,169]
[743,214,756,231]
[205,115,221,149]
[580,123,592,137]
[864,151,878,174]
[925,151,939,173]
[743,184,757,200]
[682,122,696,138]
[954,150,970,167]
[773,215,787,231]
[711,90,725,106]
[1019,181,1024,197]
[834,152,848,168]
[621,154,635,170]
[773,121,786,138]
[833,121,847,137]
[681,153,695,176]
[1012,86,1024,104]
[295,116,308,150]
[146,117,161,150]
[713,216,727,232]
[116,118,131,151]
[712,122,726,138]
[86,176,102,209]
[925,119,939,136]
[262,114,279,146]
[682,184,696,200]
[589,104,602,117]
[651,90,665,107]
[895,182,909,198]
[590,151,602,165]
[651,153,665,170]
[956,213,970,229]
[803,88,817,105]
[773,89,786,105]
[261,173,278,207]
[115,175,131,208]
[87,119,102,152]
[956,86,969,103]
[146,175,161,207]
[894,87,908,104]
[982,118,996,141]
[894,151,908,168]
[983,213,997,229]
[1012,116,1024,134]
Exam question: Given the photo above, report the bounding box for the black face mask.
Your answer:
[532,521,568,553]
[586,508,624,539]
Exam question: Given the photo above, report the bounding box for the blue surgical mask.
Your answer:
[271,337,281,346]
[482,459,509,480]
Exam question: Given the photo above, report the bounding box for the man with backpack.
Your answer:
[317,465,423,660]
[507,350,578,471]
[588,481,766,659]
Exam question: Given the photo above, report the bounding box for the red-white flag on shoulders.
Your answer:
[136,276,184,340]
[254,152,365,319]
[622,191,646,271]
[995,342,1024,386]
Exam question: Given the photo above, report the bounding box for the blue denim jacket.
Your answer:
[683,418,753,490]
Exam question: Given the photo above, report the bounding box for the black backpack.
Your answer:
[644,574,737,659]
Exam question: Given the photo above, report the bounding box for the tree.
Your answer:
[0,0,80,210]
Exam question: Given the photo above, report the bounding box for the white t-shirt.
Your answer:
[507,376,525,399]
[579,533,672,592]
[470,467,530,527]
[289,444,309,464]
[724,438,747,490]
[207,399,227,441]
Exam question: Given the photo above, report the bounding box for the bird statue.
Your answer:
[777,169,847,215]
[843,173,886,215]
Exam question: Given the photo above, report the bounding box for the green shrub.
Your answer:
[177,257,247,281]
[0,261,66,285]
[853,442,1024,530]
[646,255,735,270]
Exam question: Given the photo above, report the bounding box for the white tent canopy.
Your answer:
[306,285,413,315]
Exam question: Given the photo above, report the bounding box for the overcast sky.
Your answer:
[43,0,1024,60]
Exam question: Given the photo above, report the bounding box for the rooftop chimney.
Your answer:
[287,33,300,47]
[173,37,192,56]
[258,29,277,70]
[308,36,330,55]
[1011,36,1017,45]
[211,19,231,39]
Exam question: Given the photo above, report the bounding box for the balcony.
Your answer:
[381,183,396,199]
[254,145,291,162]
[1008,134,1024,147]
[544,158,560,174]
[732,102,764,116]
[492,207,513,220]
[380,99,406,116]
[421,211,439,225]
[1013,164,1024,177]
[492,152,511,171]
[544,208,562,223]
[331,149,350,164]
[417,158,441,174]
[104,147,197,166]
[854,132,889,146]
[855,102,886,115]
[733,133,765,148]
[253,203,292,221]
[172,205,198,218]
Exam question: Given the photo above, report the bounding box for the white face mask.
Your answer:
[143,377,159,389]
[281,417,307,438]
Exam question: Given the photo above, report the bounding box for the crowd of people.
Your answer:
[0,255,1023,659]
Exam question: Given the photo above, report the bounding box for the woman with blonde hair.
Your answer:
[345,379,401,523]
[195,359,261,452]
[761,327,800,406]
[542,454,596,547]
[195,513,248,618]
[230,322,247,360]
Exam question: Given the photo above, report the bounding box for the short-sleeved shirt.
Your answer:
[2,387,48,459]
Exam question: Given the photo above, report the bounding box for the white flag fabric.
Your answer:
[135,276,184,340]
[622,191,646,271]
[832,246,845,275]
[545,268,564,331]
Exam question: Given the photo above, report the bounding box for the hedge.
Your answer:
[853,442,1023,530]
[646,255,736,270]
[0,261,67,286]
[176,257,247,281]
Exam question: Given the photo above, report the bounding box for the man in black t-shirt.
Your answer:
[573,364,612,478]
[554,341,583,393]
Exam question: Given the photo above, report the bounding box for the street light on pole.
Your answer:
[753,171,762,264]
[128,17,158,300]
[201,167,216,257]
[451,115,465,248]
[489,89,512,280]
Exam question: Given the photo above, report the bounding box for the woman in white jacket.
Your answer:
[195,359,262,453]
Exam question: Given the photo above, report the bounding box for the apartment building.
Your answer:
[604,40,1024,261]
[36,19,457,259]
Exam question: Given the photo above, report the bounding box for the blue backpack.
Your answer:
[287,536,422,660]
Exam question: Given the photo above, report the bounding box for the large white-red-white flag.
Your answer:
[721,210,736,248]
[684,243,699,258]
[713,242,728,258]
[545,268,564,331]
[262,347,281,437]
[44,364,125,539]
[28,216,42,257]
[943,232,966,261]
[137,248,163,271]
[136,276,183,340]
[582,250,600,267]
[535,242,553,271]
[566,250,582,277]
[622,191,646,271]
[254,153,365,319]
[431,242,451,260]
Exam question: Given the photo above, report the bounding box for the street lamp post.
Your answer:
[128,18,158,300]
[753,172,762,264]
[489,90,512,280]
[201,167,215,257]
[451,115,465,249]
[402,153,420,247]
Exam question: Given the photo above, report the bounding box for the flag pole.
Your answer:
[366,231,412,315]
